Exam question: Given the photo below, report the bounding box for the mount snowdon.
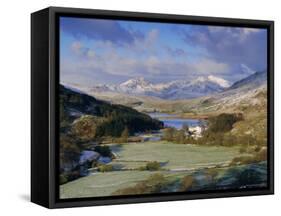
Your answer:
[91,76,231,100]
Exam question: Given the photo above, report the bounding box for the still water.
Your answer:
[148,112,203,129]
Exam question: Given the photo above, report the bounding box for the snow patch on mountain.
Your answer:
[207,75,230,88]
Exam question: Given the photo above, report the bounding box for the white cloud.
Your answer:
[63,28,231,85]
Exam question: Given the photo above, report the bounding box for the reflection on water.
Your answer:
[148,112,203,129]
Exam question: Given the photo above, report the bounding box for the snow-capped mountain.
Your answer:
[89,75,231,100]
[207,75,230,88]
[119,77,160,94]
[162,76,230,99]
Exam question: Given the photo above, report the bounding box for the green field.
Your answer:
[109,141,243,170]
[60,142,246,198]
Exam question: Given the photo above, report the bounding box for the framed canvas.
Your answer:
[31,6,274,208]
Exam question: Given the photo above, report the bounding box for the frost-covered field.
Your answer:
[60,142,246,198]
[109,142,242,170]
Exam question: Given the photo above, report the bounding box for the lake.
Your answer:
[148,112,203,129]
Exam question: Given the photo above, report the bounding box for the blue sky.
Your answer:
[60,17,267,86]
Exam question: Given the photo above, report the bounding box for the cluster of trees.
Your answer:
[162,113,265,148]
[195,113,265,148]
[162,123,196,144]
[207,113,243,133]
[195,132,265,147]
[162,127,193,144]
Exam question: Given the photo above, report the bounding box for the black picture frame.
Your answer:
[31,6,274,209]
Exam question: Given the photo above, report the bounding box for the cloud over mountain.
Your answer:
[60,18,267,87]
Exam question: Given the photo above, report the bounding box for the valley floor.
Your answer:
[60,141,267,199]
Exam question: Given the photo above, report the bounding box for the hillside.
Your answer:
[59,84,164,182]
[228,70,266,90]
[60,84,163,136]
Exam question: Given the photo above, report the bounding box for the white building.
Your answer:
[188,126,203,138]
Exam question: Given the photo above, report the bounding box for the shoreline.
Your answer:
[144,111,210,120]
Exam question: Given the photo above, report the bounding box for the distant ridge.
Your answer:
[228,70,267,90]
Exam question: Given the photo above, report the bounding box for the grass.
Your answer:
[60,171,159,199]
[108,141,243,170]
[60,142,246,198]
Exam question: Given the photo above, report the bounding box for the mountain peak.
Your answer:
[190,75,230,88]
[119,77,154,94]
[120,77,150,86]
[207,75,230,88]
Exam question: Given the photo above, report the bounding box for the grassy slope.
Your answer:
[60,142,245,198]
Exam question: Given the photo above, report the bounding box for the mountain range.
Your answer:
[64,70,266,101]
[90,75,231,100]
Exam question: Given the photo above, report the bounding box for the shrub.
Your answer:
[137,166,147,171]
[98,164,113,172]
[146,161,161,171]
